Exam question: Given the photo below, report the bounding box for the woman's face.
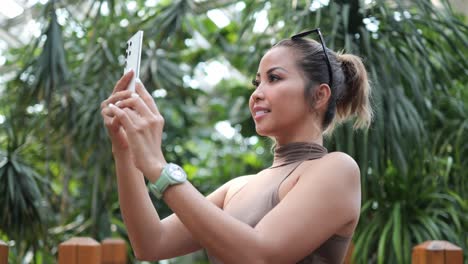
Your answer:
[249,47,313,140]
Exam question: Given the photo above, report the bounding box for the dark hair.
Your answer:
[273,38,372,133]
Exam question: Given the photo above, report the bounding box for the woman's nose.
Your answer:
[250,87,264,102]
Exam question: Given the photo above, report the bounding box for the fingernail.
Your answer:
[109,103,116,108]
[115,100,122,106]
[131,93,139,98]
[136,78,142,84]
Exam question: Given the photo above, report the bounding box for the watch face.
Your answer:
[168,164,187,181]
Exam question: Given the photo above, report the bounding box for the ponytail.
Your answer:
[335,54,372,130]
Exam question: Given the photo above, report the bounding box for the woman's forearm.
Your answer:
[113,150,163,259]
[164,182,269,264]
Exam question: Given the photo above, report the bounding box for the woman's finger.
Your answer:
[103,89,134,108]
[135,79,160,115]
[113,93,155,119]
[101,107,114,125]
[113,70,134,94]
[108,104,136,132]
[122,107,143,127]
[111,115,121,127]
[101,90,130,110]
[101,104,115,118]
[101,106,121,131]
[100,71,134,110]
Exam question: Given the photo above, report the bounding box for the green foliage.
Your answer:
[354,159,467,264]
[0,0,466,263]
[0,112,47,261]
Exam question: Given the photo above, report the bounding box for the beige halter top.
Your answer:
[206,142,351,264]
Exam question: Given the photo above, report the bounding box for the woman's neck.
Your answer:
[274,117,323,147]
[270,141,328,169]
[274,133,323,147]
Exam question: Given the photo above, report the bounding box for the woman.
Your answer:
[101,28,372,264]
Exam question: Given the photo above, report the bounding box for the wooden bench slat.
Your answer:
[102,238,127,264]
[58,237,101,264]
[412,240,463,264]
[0,240,8,264]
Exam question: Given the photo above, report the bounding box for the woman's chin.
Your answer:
[254,126,271,137]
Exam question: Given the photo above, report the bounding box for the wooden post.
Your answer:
[58,237,101,264]
[101,238,127,264]
[412,240,463,264]
[0,240,8,264]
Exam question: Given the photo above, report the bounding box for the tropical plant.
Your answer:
[0,111,47,262]
[0,0,466,263]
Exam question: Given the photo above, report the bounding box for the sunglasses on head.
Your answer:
[291,28,333,87]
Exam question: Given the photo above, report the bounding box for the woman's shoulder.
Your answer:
[324,151,360,172]
[300,151,360,185]
[296,151,361,221]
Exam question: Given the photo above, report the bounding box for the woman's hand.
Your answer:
[101,71,134,152]
[104,75,167,182]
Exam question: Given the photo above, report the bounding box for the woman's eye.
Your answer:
[268,74,280,82]
[252,79,260,88]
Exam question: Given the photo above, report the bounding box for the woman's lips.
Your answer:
[255,110,269,116]
[253,110,270,121]
[252,106,271,121]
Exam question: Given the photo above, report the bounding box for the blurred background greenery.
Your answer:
[0,0,466,263]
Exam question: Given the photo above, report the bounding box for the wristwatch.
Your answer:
[148,163,187,199]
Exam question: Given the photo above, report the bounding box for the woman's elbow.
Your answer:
[134,251,160,261]
[213,249,269,264]
[255,243,284,264]
[132,245,161,261]
[243,255,277,264]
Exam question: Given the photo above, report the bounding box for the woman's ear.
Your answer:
[312,84,331,110]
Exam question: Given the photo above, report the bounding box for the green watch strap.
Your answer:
[148,163,187,199]
[148,172,171,199]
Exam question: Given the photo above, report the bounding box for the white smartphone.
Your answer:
[124,30,143,92]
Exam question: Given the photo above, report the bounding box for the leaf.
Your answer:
[377,215,393,264]
[392,203,403,263]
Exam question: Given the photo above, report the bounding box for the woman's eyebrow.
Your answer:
[267,67,288,74]
[256,66,289,77]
